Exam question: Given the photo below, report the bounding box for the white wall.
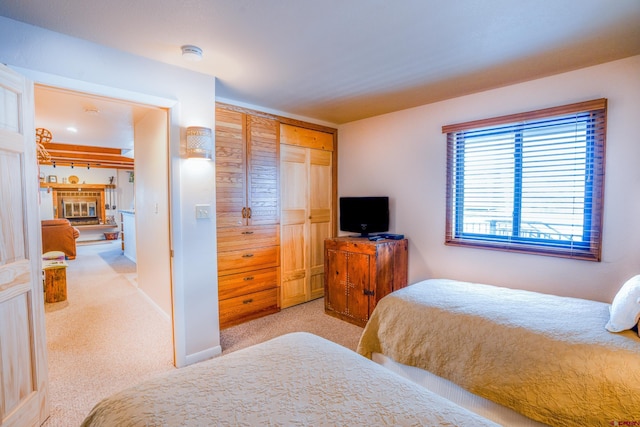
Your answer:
[338,55,640,303]
[134,108,172,316]
[0,16,219,367]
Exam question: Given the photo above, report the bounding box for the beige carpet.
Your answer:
[221,298,363,355]
[42,241,174,426]
[42,241,363,426]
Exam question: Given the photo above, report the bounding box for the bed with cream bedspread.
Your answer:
[357,279,640,427]
[81,332,498,426]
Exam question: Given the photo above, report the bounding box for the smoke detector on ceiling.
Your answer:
[181,45,203,62]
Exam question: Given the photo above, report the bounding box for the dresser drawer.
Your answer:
[219,267,278,300]
[217,225,279,252]
[218,245,279,275]
[219,288,279,329]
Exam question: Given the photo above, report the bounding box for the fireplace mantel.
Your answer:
[40,183,116,192]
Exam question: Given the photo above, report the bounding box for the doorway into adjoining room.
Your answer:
[35,85,175,425]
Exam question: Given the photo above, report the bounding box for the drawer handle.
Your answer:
[242,298,253,304]
[243,276,254,281]
[241,231,254,235]
[242,253,254,258]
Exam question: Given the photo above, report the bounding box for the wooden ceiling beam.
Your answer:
[39,142,134,170]
[44,152,133,164]
[44,143,125,155]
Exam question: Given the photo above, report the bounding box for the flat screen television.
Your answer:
[339,196,389,237]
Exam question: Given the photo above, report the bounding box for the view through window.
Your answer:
[443,99,607,261]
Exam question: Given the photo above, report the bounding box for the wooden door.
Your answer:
[0,65,50,426]
[280,142,332,308]
[280,145,308,307]
[215,108,247,228]
[308,149,332,300]
[246,115,279,226]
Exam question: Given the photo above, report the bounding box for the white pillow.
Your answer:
[605,275,640,333]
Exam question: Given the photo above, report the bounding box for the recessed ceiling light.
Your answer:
[181,45,203,61]
[67,127,78,133]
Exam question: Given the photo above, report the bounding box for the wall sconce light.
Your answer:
[186,126,213,160]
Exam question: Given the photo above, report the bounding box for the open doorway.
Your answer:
[35,85,176,424]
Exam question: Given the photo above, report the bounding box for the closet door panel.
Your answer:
[310,221,331,299]
[309,148,332,301]
[280,144,309,307]
[247,115,279,226]
[215,108,246,227]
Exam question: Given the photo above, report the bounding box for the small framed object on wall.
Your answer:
[47,175,57,183]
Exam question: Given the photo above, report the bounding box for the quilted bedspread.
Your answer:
[81,332,498,426]
[357,279,640,427]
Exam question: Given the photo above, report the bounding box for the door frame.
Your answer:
[14,66,180,365]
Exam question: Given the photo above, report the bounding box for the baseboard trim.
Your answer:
[136,287,171,323]
[183,345,222,367]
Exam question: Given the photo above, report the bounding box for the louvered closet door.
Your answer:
[215,108,247,228]
[216,107,280,329]
[246,115,279,226]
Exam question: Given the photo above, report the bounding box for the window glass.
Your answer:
[443,99,606,261]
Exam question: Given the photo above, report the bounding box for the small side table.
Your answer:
[43,260,68,303]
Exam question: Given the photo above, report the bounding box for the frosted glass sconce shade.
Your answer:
[186,126,213,159]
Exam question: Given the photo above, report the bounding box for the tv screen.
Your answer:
[339,197,389,236]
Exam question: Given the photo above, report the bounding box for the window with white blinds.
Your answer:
[442,99,607,261]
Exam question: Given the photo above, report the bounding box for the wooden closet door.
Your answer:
[280,144,308,307]
[216,106,281,328]
[280,123,335,309]
[246,115,279,226]
[308,149,332,300]
[215,108,247,228]
[280,145,332,307]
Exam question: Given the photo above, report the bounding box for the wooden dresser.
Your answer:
[215,106,280,329]
[324,236,408,327]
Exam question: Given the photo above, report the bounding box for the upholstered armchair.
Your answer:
[41,219,80,260]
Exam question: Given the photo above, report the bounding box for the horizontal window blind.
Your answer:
[443,99,606,261]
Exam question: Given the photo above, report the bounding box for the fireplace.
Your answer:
[60,193,100,225]
[44,184,114,226]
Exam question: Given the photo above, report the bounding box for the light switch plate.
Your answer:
[195,204,211,219]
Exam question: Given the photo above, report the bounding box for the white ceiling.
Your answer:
[35,86,156,150]
[2,0,640,147]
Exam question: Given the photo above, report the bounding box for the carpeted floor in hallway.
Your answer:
[42,241,174,426]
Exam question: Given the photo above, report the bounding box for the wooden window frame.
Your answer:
[442,99,607,261]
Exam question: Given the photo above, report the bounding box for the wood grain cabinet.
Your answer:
[280,124,335,308]
[215,106,280,329]
[324,236,408,327]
